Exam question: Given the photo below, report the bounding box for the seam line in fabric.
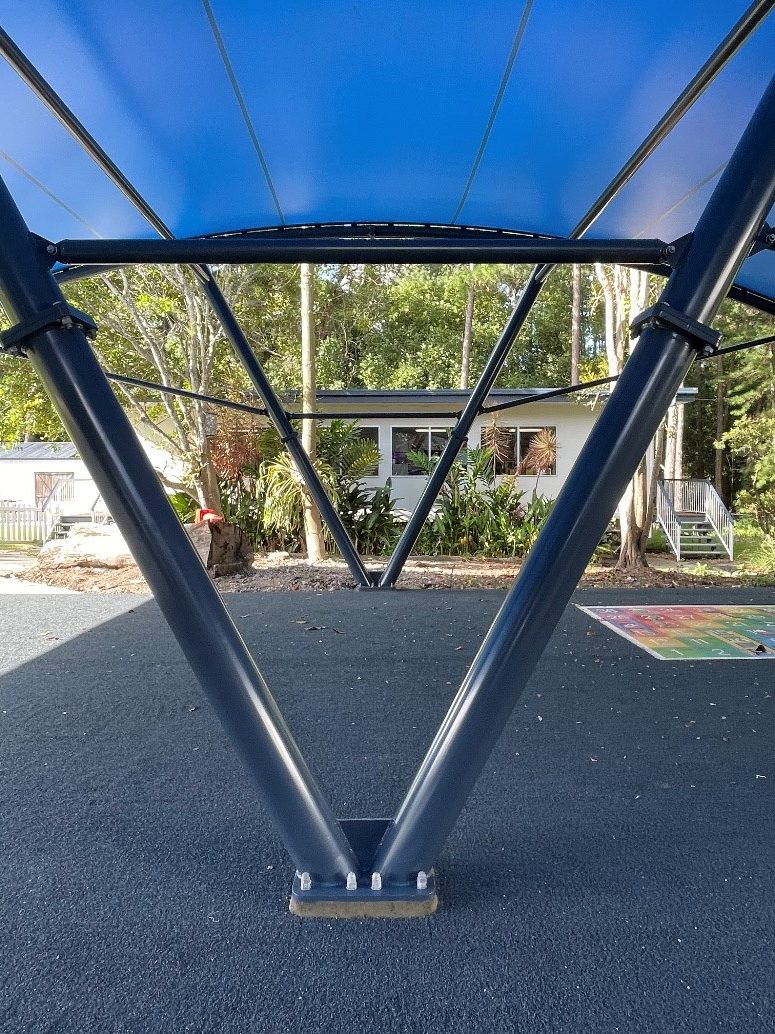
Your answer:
[450,0,534,225]
[200,0,285,225]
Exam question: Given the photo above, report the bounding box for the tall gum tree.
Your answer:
[593,264,665,569]
[299,262,324,564]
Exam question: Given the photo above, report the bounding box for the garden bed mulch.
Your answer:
[16,551,766,594]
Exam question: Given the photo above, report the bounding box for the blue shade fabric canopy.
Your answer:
[0,1,773,300]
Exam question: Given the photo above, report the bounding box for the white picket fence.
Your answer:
[0,504,54,544]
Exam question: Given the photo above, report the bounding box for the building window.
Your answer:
[357,427,380,476]
[518,427,557,475]
[480,426,557,476]
[391,427,451,475]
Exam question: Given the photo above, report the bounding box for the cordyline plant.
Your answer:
[520,427,557,495]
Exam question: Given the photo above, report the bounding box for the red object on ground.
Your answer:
[196,508,224,524]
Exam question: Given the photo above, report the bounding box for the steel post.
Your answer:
[379,270,544,586]
[194,272,372,587]
[373,74,775,883]
[0,174,358,883]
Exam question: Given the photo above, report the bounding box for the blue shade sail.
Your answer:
[0,1,773,300]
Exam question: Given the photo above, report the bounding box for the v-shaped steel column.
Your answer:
[0,175,359,884]
[373,72,775,882]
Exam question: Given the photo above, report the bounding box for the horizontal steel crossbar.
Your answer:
[53,236,671,267]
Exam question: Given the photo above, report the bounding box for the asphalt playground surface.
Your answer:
[1,586,773,1033]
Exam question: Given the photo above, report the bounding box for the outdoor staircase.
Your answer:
[656,478,734,562]
[42,478,111,541]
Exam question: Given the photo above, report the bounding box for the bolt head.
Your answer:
[46,244,57,255]
[767,232,775,245]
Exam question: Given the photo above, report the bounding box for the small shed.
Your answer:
[0,442,91,508]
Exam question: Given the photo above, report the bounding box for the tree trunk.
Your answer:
[664,402,685,482]
[673,402,684,480]
[665,404,677,481]
[300,262,324,565]
[617,422,665,571]
[459,264,475,389]
[714,354,726,500]
[194,439,223,511]
[594,265,661,570]
[571,263,581,384]
[617,459,650,568]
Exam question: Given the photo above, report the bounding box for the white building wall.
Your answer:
[0,458,91,506]
[350,401,592,512]
[0,438,184,512]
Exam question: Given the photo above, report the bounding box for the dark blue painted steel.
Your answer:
[0,173,359,884]
[53,235,670,266]
[373,73,775,883]
[289,819,437,908]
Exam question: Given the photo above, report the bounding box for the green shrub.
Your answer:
[168,492,197,523]
[219,420,398,555]
[413,446,553,558]
[339,481,399,555]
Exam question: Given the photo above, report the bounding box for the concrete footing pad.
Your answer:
[289,894,438,919]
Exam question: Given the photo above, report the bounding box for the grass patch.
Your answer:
[0,541,40,554]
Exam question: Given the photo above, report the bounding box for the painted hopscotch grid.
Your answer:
[578,605,775,661]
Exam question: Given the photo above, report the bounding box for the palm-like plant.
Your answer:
[257,447,338,544]
[520,427,557,496]
[256,420,392,551]
[320,420,380,483]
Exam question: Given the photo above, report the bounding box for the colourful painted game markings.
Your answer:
[578,605,775,660]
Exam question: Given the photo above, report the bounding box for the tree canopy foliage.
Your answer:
[1,261,771,529]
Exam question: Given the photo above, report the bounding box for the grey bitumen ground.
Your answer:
[1,587,773,1033]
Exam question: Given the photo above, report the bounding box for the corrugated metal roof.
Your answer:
[0,442,78,460]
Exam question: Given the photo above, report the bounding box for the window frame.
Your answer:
[479,425,557,476]
[356,426,380,477]
[517,426,557,476]
[391,426,452,476]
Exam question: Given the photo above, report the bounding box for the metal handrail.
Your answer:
[703,480,735,558]
[656,481,682,561]
[658,478,734,560]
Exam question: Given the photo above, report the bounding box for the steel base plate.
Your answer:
[288,818,438,919]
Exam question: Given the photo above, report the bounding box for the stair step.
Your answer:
[680,543,726,551]
[677,541,727,550]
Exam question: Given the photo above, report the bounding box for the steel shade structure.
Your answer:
[1,3,775,914]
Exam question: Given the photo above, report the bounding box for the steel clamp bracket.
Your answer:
[630,300,721,357]
[0,301,97,357]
